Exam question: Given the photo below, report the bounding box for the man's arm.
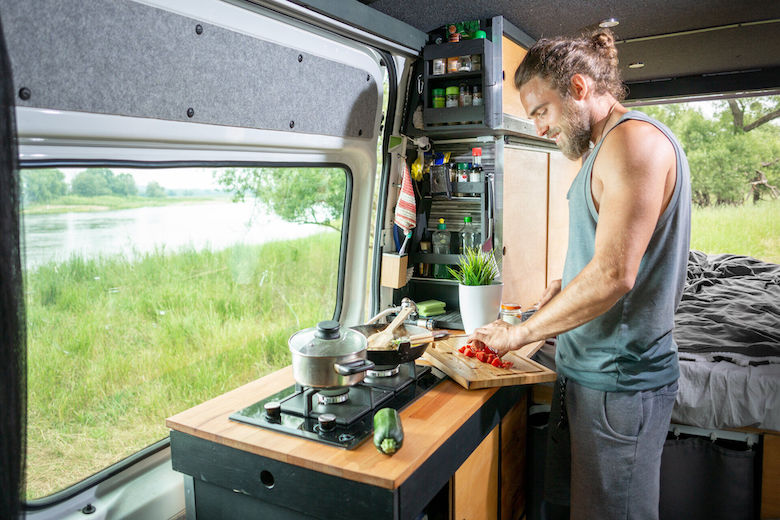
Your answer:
[471,120,675,355]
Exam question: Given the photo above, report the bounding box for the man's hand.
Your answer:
[536,279,562,309]
[469,320,522,358]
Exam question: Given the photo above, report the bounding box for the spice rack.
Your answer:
[422,38,495,130]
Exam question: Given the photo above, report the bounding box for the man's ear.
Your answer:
[569,74,589,101]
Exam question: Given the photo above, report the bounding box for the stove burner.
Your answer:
[317,390,350,405]
[229,362,445,449]
[366,365,400,378]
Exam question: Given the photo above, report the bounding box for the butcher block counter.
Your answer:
[167,349,556,520]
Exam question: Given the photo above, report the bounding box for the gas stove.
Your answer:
[229,362,445,449]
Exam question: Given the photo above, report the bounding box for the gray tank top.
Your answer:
[556,110,691,392]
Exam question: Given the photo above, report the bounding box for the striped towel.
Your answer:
[394,162,416,233]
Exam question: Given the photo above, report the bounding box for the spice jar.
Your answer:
[459,83,472,107]
[456,162,469,183]
[500,303,522,325]
[472,85,483,106]
[432,88,446,108]
[447,56,460,74]
[471,54,481,71]
[432,58,446,75]
[445,86,459,108]
[459,54,472,72]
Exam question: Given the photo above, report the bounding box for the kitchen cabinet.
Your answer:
[167,365,533,520]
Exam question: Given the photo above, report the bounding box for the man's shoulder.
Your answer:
[601,117,674,165]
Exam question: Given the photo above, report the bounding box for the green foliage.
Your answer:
[25,232,341,498]
[111,173,138,196]
[71,168,112,197]
[22,168,67,203]
[144,180,166,198]
[216,167,345,230]
[448,247,499,285]
[636,96,780,206]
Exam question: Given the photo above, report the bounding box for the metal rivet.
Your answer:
[187,108,194,118]
[195,24,203,35]
[289,121,295,128]
[18,87,31,100]
[379,59,385,67]
[81,504,96,514]
[366,74,371,82]
[298,54,303,62]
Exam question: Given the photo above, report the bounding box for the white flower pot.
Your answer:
[458,282,504,334]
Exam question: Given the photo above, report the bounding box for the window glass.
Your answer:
[21,165,346,499]
[635,95,780,263]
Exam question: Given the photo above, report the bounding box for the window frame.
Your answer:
[21,158,353,508]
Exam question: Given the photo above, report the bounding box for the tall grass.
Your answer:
[691,199,780,263]
[22,194,224,215]
[25,232,340,499]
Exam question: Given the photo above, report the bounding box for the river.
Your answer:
[22,200,331,270]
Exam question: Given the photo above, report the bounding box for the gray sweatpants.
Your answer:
[544,377,678,520]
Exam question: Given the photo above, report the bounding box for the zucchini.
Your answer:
[373,408,403,455]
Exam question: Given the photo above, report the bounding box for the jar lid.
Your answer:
[472,147,482,156]
[445,86,459,95]
[501,303,522,310]
[474,30,487,39]
[288,320,366,357]
[457,162,468,170]
[432,88,445,95]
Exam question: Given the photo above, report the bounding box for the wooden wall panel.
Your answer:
[762,433,780,519]
[546,152,581,285]
[501,36,528,119]
[502,147,549,309]
[501,398,528,520]
[453,426,500,519]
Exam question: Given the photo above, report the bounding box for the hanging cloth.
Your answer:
[394,161,416,234]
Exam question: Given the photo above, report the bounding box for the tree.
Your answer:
[637,96,780,206]
[111,173,138,196]
[22,168,67,203]
[145,181,166,198]
[71,169,112,197]
[725,97,780,133]
[216,167,345,230]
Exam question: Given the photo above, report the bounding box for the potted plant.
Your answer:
[448,247,503,334]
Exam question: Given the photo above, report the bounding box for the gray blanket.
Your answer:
[674,251,780,365]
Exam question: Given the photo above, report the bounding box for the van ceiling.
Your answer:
[356,0,780,102]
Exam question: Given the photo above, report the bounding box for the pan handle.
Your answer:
[334,359,375,376]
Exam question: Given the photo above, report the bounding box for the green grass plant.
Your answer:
[24,232,340,499]
[448,247,499,285]
[691,199,779,263]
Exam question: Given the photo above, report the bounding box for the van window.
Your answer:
[21,165,347,499]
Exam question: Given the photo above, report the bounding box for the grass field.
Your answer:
[22,194,225,215]
[24,232,340,499]
[691,199,780,263]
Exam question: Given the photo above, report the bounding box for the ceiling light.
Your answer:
[599,18,619,28]
[628,62,645,69]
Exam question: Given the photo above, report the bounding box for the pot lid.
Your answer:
[288,320,366,357]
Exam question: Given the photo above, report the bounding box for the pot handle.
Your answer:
[334,359,375,376]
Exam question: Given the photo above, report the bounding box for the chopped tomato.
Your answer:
[486,354,496,364]
[502,361,513,369]
[464,348,476,357]
[476,351,487,362]
[458,345,467,353]
[491,357,502,367]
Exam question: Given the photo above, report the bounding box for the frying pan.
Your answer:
[351,323,437,366]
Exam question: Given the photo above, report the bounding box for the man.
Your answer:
[469,29,691,519]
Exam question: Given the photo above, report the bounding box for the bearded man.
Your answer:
[469,29,691,520]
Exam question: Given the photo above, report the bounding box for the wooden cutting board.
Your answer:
[422,336,557,389]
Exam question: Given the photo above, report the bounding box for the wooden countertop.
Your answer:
[166,364,501,490]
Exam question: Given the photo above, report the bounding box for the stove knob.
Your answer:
[318,413,337,432]
[264,401,281,422]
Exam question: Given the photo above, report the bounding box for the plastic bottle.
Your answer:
[459,216,479,253]
[432,218,451,279]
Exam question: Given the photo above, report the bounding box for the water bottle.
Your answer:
[432,218,451,279]
[459,216,479,253]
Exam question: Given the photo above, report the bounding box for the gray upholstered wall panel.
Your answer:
[1,0,378,138]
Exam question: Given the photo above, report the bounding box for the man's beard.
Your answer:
[556,97,592,160]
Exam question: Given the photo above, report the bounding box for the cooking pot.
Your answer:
[288,320,375,388]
